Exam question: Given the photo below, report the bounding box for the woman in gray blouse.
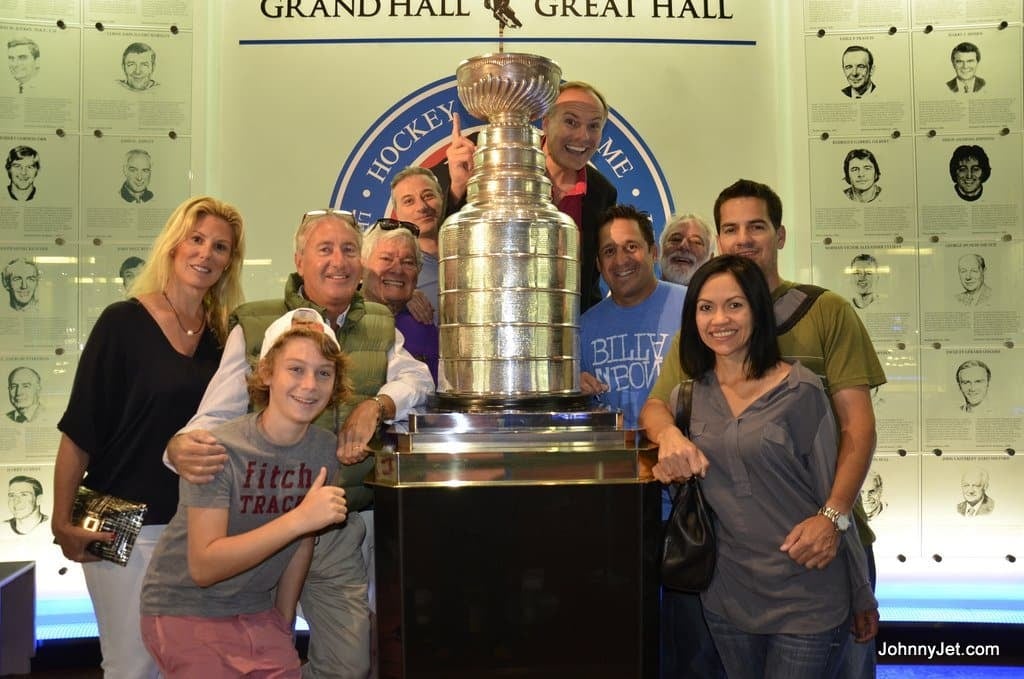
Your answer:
[649,255,875,679]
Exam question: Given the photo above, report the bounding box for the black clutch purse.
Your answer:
[660,380,717,593]
[71,486,147,567]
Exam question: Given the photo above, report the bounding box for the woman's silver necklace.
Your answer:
[162,290,204,336]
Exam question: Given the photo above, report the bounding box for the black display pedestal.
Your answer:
[374,482,661,679]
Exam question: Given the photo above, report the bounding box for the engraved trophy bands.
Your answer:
[437,53,585,410]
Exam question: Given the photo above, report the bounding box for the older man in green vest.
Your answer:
[166,208,433,679]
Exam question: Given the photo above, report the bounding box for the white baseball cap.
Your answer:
[259,308,340,359]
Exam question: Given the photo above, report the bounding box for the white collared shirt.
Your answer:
[163,305,433,470]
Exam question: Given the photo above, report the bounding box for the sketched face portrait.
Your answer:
[121,150,154,203]
[957,255,984,294]
[9,157,36,191]
[842,149,881,203]
[848,253,877,309]
[957,367,988,407]
[7,479,40,520]
[956,158,983,195]
[961,474,984,503]
[7,367,41,418]
[953,50,978,83]
[843,50,871,89]
[843,51,868,88]
[6,146,40,199]
[861,472,885,520]
[948,145,990,202]
[957,468,994,516]
[955,361,990,411]
[7,39,39,87]
[5,475,46,534]
[852,263,875,295]
[840,46,875,97]
[120,43,157,92]
[3,258,39,310]
[125,152,151,193]
[119,256,145,292]
[849,159,876,192]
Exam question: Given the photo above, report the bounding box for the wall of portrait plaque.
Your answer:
[0,462,84,596]
[803,1,1023,570]
[812,240,920,343]
[82,27,191,134]
[0,2,194,604]
[0,132,79,240]
[921,453,1023,558]
[809,136,919,240]
[920,346,1021,452]
[871,347,921,453]
[861,454,922,557]
[81,133,190,241]
[916,133,1023,239]
[0,21,81,131]
[805,31,913,137]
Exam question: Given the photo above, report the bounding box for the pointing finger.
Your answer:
[451,112,462,142]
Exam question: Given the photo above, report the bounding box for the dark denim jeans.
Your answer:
[839,543,878,679]
[704,608,850,679]
[660,589,726,679]
[659,494,727,679]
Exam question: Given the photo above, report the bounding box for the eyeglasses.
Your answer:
[366,218,420,238]
[300,208,355,227]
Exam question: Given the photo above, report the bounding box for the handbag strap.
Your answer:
[669,379,696,503]
[673,379,694,437]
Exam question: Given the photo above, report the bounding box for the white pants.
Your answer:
[82,523,164,679]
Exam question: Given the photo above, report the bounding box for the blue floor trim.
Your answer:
[879,668,1024,678]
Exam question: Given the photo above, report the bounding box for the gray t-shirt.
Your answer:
[691,362,873,634]
[141,413,338,617]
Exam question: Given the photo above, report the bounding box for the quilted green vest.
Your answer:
[229,273,394,511]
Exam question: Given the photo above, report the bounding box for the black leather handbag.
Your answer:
[660,380,717,593]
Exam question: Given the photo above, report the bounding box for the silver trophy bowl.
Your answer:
[456,53,562,124]
[437,53,585,410]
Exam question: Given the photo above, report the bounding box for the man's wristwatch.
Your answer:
[818,506,850,532]
[370,395,386,425]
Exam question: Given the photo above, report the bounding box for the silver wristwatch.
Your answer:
[818,506,850,532]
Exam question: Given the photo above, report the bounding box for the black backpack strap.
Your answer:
[673,379,694,437]
[774,284,827,335]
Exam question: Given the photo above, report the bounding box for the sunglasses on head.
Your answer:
[300,208,355,226]
[367,218,420,238]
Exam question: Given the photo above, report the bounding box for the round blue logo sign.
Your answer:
[332,74,674,238]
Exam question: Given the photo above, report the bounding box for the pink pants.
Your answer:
[141,609,300,678]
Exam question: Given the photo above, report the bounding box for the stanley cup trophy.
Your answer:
[372,51,659,679]
[436,52,588,411]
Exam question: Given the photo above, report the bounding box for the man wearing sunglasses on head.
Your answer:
[165,208,433,679]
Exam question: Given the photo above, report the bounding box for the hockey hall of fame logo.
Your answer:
[331,75,675,239]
